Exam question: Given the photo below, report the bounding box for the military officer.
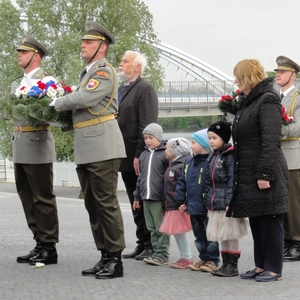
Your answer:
[12,34,59,265]
[275,56,300,261]
[51,21,126,279]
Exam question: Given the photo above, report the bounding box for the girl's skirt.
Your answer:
[159,210,192,235]
[207,210,248,242]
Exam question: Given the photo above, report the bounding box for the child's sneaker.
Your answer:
[169,258,193,269]
[143,253,156,264]
[145,254,169,266]
[200,261,218,273]
[188,260,206,271]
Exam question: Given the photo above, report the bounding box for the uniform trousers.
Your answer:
[14,163,59,243]
[249,214,283,274]
[121,171,151,250]
[283,169,300,241]
[76,159,125,253]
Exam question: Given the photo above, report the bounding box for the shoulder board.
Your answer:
[12,74,23,83]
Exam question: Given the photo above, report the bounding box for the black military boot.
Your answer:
[29,243,58,265]
[284,239,291,255]
[212,251,240,277]
[17,242,42,263]
[95,252,123,279]
[82,251,109,276]
[283,241,300,261]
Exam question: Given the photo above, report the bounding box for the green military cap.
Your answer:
[81,21,115,45]
[16,34,49,57]
[274,56,300,74]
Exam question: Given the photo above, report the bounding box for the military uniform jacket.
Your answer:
[55,58,126,165]
[281,86,300,170]
[11,68,56,164]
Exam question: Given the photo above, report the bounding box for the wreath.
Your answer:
[0,80,74,127]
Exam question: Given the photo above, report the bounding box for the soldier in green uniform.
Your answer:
[275,56,300,261]
[12,34,59,265]
[51,21,126,279]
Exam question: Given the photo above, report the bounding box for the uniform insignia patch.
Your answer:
[96,71,110,78]
[86,79,100,90]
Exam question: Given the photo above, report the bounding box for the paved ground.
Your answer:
[0,181,299,300]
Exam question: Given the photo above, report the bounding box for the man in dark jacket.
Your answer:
[117,51,158,260]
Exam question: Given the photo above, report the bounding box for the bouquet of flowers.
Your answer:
[217,89,240,116]
[282,106,295,125]
[0,80,75,127]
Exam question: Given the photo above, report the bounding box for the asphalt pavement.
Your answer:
[0,181,299,300]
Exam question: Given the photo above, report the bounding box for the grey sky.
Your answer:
[11,0,300,80]
[144,0,300,79]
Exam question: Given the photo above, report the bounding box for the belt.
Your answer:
[281,136,300,142]
[73,114,115,129]
[14,125,51,132]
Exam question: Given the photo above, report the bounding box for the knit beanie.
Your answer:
[143,123,163,142]
[191,129,211,152]
[167,138,191,157]
[208,121,231,143]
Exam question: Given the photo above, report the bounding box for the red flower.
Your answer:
[63,86,72,93]
[221,95,233,101]
[50,83,57,89]
[37,80,47,90]
[282,106,294,124]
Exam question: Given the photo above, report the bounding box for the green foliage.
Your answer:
[0,0,163,162]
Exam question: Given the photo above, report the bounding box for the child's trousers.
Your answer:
[143,200,170,258]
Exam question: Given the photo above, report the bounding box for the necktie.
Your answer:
[118,85,127,103]
[280,93,284,100]
[79,69,87,83]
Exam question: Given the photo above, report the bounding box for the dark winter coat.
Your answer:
[229,77,289,218]
[133,142,168,201]
[164,153,191,211]
[203,145,235,211]
[117,77,158,173]
[174,153,209,215]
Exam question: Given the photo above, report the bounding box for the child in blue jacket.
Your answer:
[175,129,220,273]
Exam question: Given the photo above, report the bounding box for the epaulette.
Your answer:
[12,74,23,83]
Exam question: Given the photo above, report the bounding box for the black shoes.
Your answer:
[240,268,263,279]
[82,253,109,276]
[255,271,282,282]
[17,242,42,263]
[283,241,300,262]
[29,243,58,265]
[122,247,143,259]
[95,253,123,279]
[135,248,153,260]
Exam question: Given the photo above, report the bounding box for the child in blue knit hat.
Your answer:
[175,129,220,273]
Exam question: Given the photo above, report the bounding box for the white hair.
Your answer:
[124,50,147,75]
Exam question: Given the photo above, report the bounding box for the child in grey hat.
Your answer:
[133,123,170,266]
[159,138,193,269]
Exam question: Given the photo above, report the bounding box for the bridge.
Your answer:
[157,80,235,118]
[153,42,300,118]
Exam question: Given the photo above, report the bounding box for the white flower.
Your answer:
[71,85,77,91]
[47,86,58,98]
[15,86,28,98]
[56,86,65,97]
